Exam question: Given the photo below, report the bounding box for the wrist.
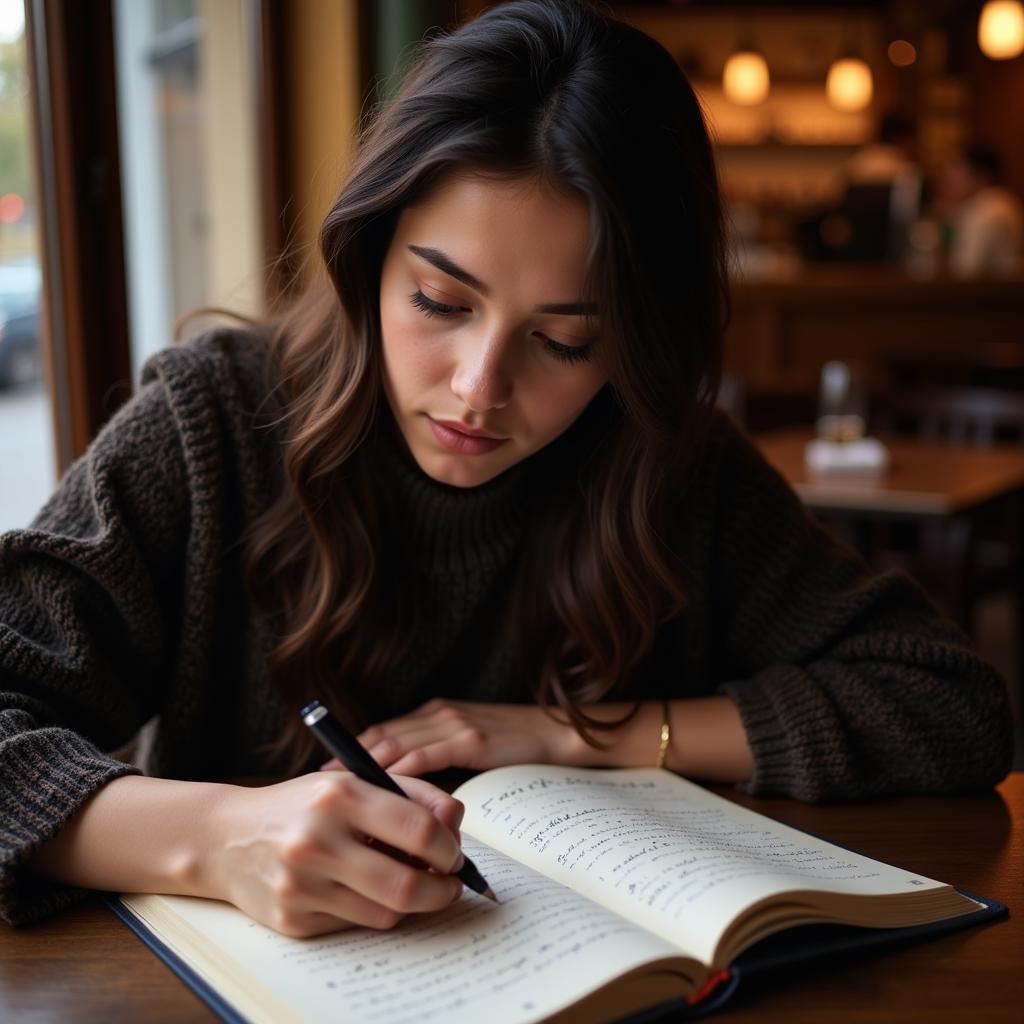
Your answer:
[556,714,593,766]
[169,781,241,900]
[553,697,753,781]
[553,702,666,768]
[541,707,589,765]
[26,776,246,899]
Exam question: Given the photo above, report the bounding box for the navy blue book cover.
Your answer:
[631,890,1007,1021]
[106,887,1006,1024]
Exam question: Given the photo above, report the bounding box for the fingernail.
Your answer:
[454,852,465,872]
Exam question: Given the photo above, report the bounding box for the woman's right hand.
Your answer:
[202,772,467,938]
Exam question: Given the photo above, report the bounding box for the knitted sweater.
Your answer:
[0,328,1012,927]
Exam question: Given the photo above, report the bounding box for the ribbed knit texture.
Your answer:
[352,418,537,721]
[0,327,1013,927]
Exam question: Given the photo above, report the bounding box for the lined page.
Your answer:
[122,838,687,1024]
[456,766,950,965]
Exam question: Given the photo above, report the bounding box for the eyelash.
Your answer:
[408,289,594,365]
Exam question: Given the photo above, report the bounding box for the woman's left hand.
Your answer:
[320,700,579,776]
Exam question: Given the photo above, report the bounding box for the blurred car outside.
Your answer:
[0,260,41,389]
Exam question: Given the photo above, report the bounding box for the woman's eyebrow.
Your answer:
[407,244,597,315]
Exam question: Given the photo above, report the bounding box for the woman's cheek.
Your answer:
[535,373,604,435]
[387,319,450,391]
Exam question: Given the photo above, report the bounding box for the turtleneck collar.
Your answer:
[366,387,619,575]
[371,412,535,574]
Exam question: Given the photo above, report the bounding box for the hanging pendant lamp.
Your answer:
[826,56,874,111]
[978,1,1024,60]
[723,48,770,106]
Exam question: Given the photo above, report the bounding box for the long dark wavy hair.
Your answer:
[244,0,728,774]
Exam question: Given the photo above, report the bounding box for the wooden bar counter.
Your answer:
[726,268,1024,394]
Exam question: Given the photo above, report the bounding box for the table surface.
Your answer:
[2,774,1022,1024]
[756,428,1024,517]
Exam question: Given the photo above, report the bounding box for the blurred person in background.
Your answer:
[845,111,919,188]
[941,144,1024,277]
[846,112,924,265]
[797,113,923,264]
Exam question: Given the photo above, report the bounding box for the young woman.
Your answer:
[1,0,1011,939]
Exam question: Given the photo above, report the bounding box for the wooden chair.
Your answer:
[871,388,1024,681]
[885,345,1024,393]
[874,388,1024,446]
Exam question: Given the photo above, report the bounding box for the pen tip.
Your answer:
[482,887,499,904]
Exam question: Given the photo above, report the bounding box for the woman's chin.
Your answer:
[415,449,517,489]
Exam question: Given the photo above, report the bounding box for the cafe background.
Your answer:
[0,0,1021,764]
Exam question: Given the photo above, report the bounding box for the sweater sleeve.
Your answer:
[0,375,191,925]
[706,416,1014,802]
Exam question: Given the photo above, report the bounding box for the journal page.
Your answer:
[455,766,952,966]
[121,837,693,1024]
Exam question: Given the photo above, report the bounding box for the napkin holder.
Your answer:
[805,437,890,475]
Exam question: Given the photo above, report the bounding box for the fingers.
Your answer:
[312,771,465,834]
[366,724,481,771]
[323,700,465,771]
[218,773,470,940]
[334,840,463,915]
[357,700,463,754]
[296,776,465,924]
[265,883,404,938]
[387,733,485,776]
[261,873,460,939]
[361,726,434,767]
[397,775,465,837]
[314,773,464,876]
[314,880,449,931]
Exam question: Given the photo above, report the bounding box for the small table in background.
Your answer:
[755,428,1024,521]
[754,426,1024,605]
[755,427,1024,713]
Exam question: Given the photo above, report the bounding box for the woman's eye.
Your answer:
[542,337,593,365]
[409,289,593,365]
[409,289,461,317]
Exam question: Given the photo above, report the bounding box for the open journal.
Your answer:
[109,766,1004,1024]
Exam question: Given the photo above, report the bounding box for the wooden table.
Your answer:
[755,428,1024,520]
[755,427,1024,672]
[2,775,1021,1023]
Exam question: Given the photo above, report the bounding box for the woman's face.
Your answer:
[378,171,608,488]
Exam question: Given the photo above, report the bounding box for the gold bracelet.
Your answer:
[655,700,671,769]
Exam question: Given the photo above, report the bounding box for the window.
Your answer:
[114,0,264,373]
[0,0,53,532]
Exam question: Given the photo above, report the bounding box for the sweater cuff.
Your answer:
[0,727,142,926]
[719,666,855,802]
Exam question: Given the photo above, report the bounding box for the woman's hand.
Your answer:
[203,772,466,938]
[319,699,579,776]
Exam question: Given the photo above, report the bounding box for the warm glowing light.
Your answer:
[887,39,917,67]
[0,193,24,224]
[978,0,1024,59]
[722,50,770,106]
[826,57,873,112]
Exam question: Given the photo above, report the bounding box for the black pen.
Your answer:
[301,700,498,903]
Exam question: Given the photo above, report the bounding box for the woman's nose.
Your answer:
[449,333,515,412]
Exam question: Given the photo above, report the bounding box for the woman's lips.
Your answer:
[427,417,510,455]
